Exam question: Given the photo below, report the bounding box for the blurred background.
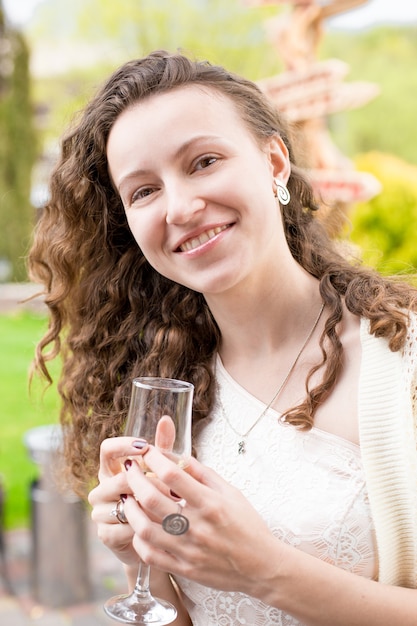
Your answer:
[0,0,416,619]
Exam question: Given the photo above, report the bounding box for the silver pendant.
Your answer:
[238,440,246,454]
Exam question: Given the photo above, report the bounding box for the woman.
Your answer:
[29,50,417,625]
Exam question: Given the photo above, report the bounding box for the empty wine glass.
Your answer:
[104,376,194,624]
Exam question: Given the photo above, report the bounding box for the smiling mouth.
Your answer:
[179,225,229,252]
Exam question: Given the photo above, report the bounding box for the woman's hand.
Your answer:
[87,436,149,568]
[121,443,283,597]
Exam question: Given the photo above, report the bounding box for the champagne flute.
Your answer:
[104,377,194,624]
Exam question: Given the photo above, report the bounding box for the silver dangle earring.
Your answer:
[274,178,290,205]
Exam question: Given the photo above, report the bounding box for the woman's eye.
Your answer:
[195,155,218,170]
[131,187,155,204]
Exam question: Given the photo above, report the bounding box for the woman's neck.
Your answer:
[206,267,323,364]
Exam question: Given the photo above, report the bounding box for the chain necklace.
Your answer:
[218,302,325,455]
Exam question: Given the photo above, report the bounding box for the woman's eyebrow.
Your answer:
[117,134,225,192]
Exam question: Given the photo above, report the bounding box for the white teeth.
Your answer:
[180,225,227,252]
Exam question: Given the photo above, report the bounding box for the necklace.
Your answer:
[218,302,325,454]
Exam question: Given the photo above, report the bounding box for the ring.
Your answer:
[110,499,128,524]
[162,503,189,535]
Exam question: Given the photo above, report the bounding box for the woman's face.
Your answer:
[107,85,290,297]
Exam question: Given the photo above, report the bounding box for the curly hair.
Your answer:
[28,50,417,497]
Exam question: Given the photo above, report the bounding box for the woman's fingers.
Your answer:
[122,449,223,548]
[122,494,183,569]
[98,436,149,480]
[122,491,192,558]
[88,470,129,510]
[88,469,140,568]
[155,415,176,452]
[124,457,182,521]
[131,445,225,508]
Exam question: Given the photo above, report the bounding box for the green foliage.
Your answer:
[30,0,281,78]
[0,12,37,281]
[346,152,417,275]
[323,26,417,166]
[0,312,60,529]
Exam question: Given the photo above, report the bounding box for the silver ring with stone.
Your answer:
[110,499,128,524]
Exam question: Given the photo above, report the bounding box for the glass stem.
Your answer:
[134,561,152,597]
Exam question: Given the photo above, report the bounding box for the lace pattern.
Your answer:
[175,356,377,626]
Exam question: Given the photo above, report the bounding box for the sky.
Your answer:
[3,0,417,29]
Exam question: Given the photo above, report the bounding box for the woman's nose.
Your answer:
[165,184,206,225]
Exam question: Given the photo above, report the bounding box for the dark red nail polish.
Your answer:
[120,494,127,502]
[170,490,181,500]
[124,459,132,470]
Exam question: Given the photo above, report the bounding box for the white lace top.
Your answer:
[175,355,377,626]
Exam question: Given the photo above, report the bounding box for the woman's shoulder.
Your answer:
[359,311,417,383]
[359,309,417,345]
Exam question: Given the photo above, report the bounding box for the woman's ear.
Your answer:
[266,134,291,185]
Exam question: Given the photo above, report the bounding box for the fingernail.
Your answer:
[170,490,181,500]
[132,439,148,450]
[120,494,127,502]
[124,459,132,470]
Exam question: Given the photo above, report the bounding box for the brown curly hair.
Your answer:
[28,50,417,497]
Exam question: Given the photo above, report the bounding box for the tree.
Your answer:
[0,1,36,281]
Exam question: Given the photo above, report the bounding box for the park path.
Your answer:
[0,283,46,314]
[0,522,126,625]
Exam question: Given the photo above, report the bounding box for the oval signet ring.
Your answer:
[162,504,189,535]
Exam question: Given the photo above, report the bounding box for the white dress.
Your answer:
[175,356,378,626]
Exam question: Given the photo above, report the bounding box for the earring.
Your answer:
[274,179,290,205]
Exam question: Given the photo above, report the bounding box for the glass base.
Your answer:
[104,591,177,625]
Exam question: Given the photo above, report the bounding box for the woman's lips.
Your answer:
[178,224,229,252]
